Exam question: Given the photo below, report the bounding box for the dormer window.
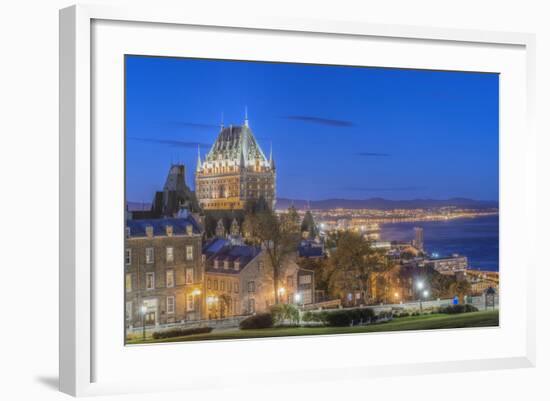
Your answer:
[234,260,240,270]
[145,225,154,238]
[186,224,193,236]
[214,259,219,269]
[224,260,229,270]
[165,225,173,237]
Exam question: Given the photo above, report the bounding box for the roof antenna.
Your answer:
[244,105,249,127]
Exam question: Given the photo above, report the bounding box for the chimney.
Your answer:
[145,225,154,238]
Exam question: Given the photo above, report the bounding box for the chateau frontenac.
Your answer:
[195,114,276,210]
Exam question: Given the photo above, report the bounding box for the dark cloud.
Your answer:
[283,115,354,127]
[343,186,427,192]
[163,121,219,130]
[356,152,391,157]
[129,137,211,149]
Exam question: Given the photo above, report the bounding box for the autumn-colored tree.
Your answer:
[328,231,392,305]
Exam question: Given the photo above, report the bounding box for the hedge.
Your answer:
[324,308,376,327]
[438,304,478,314]
[152,326,212,340]
[239,313,274,329]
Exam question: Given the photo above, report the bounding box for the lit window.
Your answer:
[125,249,132,265]
[299,274,312,285]
[186,245,194,261]
[125,273,132,292]
[145,247,154,264]
[287,275,294,288]
[166,270,174,288]
[166,296,175,314]
[185,268,194,284]
[220,280,225,291]
[207,279,211,289]
[146,272,155,290]
[166,247,174,263]
[214,280,218,290]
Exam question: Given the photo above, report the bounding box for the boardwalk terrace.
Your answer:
[195,114,276,211]
[124,211,204,329]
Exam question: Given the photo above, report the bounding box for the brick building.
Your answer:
[124,210,204,329]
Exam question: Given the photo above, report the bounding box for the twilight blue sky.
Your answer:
[126,55,499,203]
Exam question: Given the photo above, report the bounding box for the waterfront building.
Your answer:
[412,226,424,251]
[428,254,468,275]
[124,209,204,329]
[195,113,276,211]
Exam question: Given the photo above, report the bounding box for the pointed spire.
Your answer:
[196,144,202,172]
[220,111,224,130]
[269,141,275,169]
[244,105,249,127]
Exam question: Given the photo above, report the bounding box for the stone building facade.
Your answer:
[195,115,276,211]
[124,211,204,329]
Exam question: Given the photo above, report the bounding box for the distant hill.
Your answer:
[127,197,498,212]
[275,197,498,210]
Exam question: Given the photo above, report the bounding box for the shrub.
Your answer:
[152,326,212,340]
[302,311,315,322]
[325,310,352,326]
[239,313,274,330]
[324,308,376,327]
[438,304,479,314]
[270,304,300,325]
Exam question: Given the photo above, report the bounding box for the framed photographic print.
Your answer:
[60,4,536,397]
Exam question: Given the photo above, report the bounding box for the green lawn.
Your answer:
[127,310,499,344]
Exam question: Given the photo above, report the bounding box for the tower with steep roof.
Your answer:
[195,110,276,210]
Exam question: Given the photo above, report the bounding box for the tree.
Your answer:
[329,231,392,305]
[450,279,472,302]
[300,210,318,239]
[243,207,301,304]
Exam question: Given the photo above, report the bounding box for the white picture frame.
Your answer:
[59,3,536,397]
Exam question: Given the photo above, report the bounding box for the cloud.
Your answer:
[129,137,211,149]
[343,186,427,192]
[163,121,219,130]
[283,115,354,127]
[356,152,391,157]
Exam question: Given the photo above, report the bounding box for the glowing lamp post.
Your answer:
[416,281,429,312]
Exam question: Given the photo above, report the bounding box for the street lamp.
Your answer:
[140,305,147,341]
[420,289,429,312]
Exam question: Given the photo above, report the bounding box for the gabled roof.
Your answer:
[203,237,262,274]
[298,240,324,258]
[205,125,268,166]
[126,215,201,238]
